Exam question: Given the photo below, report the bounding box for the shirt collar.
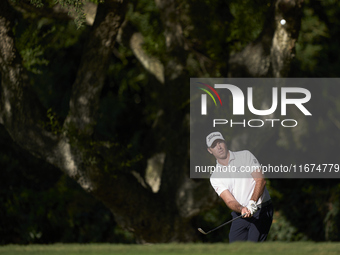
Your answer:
[229,150,235,162]
[216,150,234,167]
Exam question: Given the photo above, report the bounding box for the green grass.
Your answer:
[0,242,340,255]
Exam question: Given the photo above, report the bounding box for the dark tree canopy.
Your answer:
[1,0,340,243]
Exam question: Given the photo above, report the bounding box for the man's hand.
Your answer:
[246,200,258,216]
[241,206,251,218]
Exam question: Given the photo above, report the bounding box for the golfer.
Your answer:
[207,131,273,242]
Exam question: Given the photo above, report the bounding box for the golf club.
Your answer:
[198,213,246,235]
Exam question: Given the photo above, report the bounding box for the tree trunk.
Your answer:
[229,0,303,78]
[0,0,303,242]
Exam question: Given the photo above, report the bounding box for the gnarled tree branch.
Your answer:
[1,0,201,243]
[64,0,127,135]
[9,0,98,26]
[129,32,164,84]
[0,0,93,191]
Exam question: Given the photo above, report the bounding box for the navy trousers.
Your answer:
[229,203,273,242]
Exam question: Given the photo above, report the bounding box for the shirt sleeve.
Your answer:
[210,177,229,197]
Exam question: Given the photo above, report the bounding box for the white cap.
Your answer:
[206,132,225,147]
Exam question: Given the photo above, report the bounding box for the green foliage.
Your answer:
[15,23,50,74]
[228,0,272,52]
[20,45,49,74]
[291,0,340,77]
[55,0,86,29]
[195,201,230,243]
[126,0,271,77]
[268,212,308,241]
[294,5,329,74]
[11,0,88,28]
[127,0,166,58]
[14,16,85,76]
[28,0,44,8]
[40,108,62,135]
[186,0,270,70]
[14,18,86,119]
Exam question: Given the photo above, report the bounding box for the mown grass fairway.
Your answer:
[0,242,339,255]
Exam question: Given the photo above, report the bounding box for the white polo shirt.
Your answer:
[210,150,270,207]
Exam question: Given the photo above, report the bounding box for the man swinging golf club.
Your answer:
[207,131,273,242]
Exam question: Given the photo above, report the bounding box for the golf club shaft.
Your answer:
[204,213,246,234]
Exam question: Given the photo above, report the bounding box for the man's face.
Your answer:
[207,139,228,160]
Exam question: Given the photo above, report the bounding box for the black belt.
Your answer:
[258,199,272,209]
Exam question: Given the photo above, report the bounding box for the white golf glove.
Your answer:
[246,200,258,215]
